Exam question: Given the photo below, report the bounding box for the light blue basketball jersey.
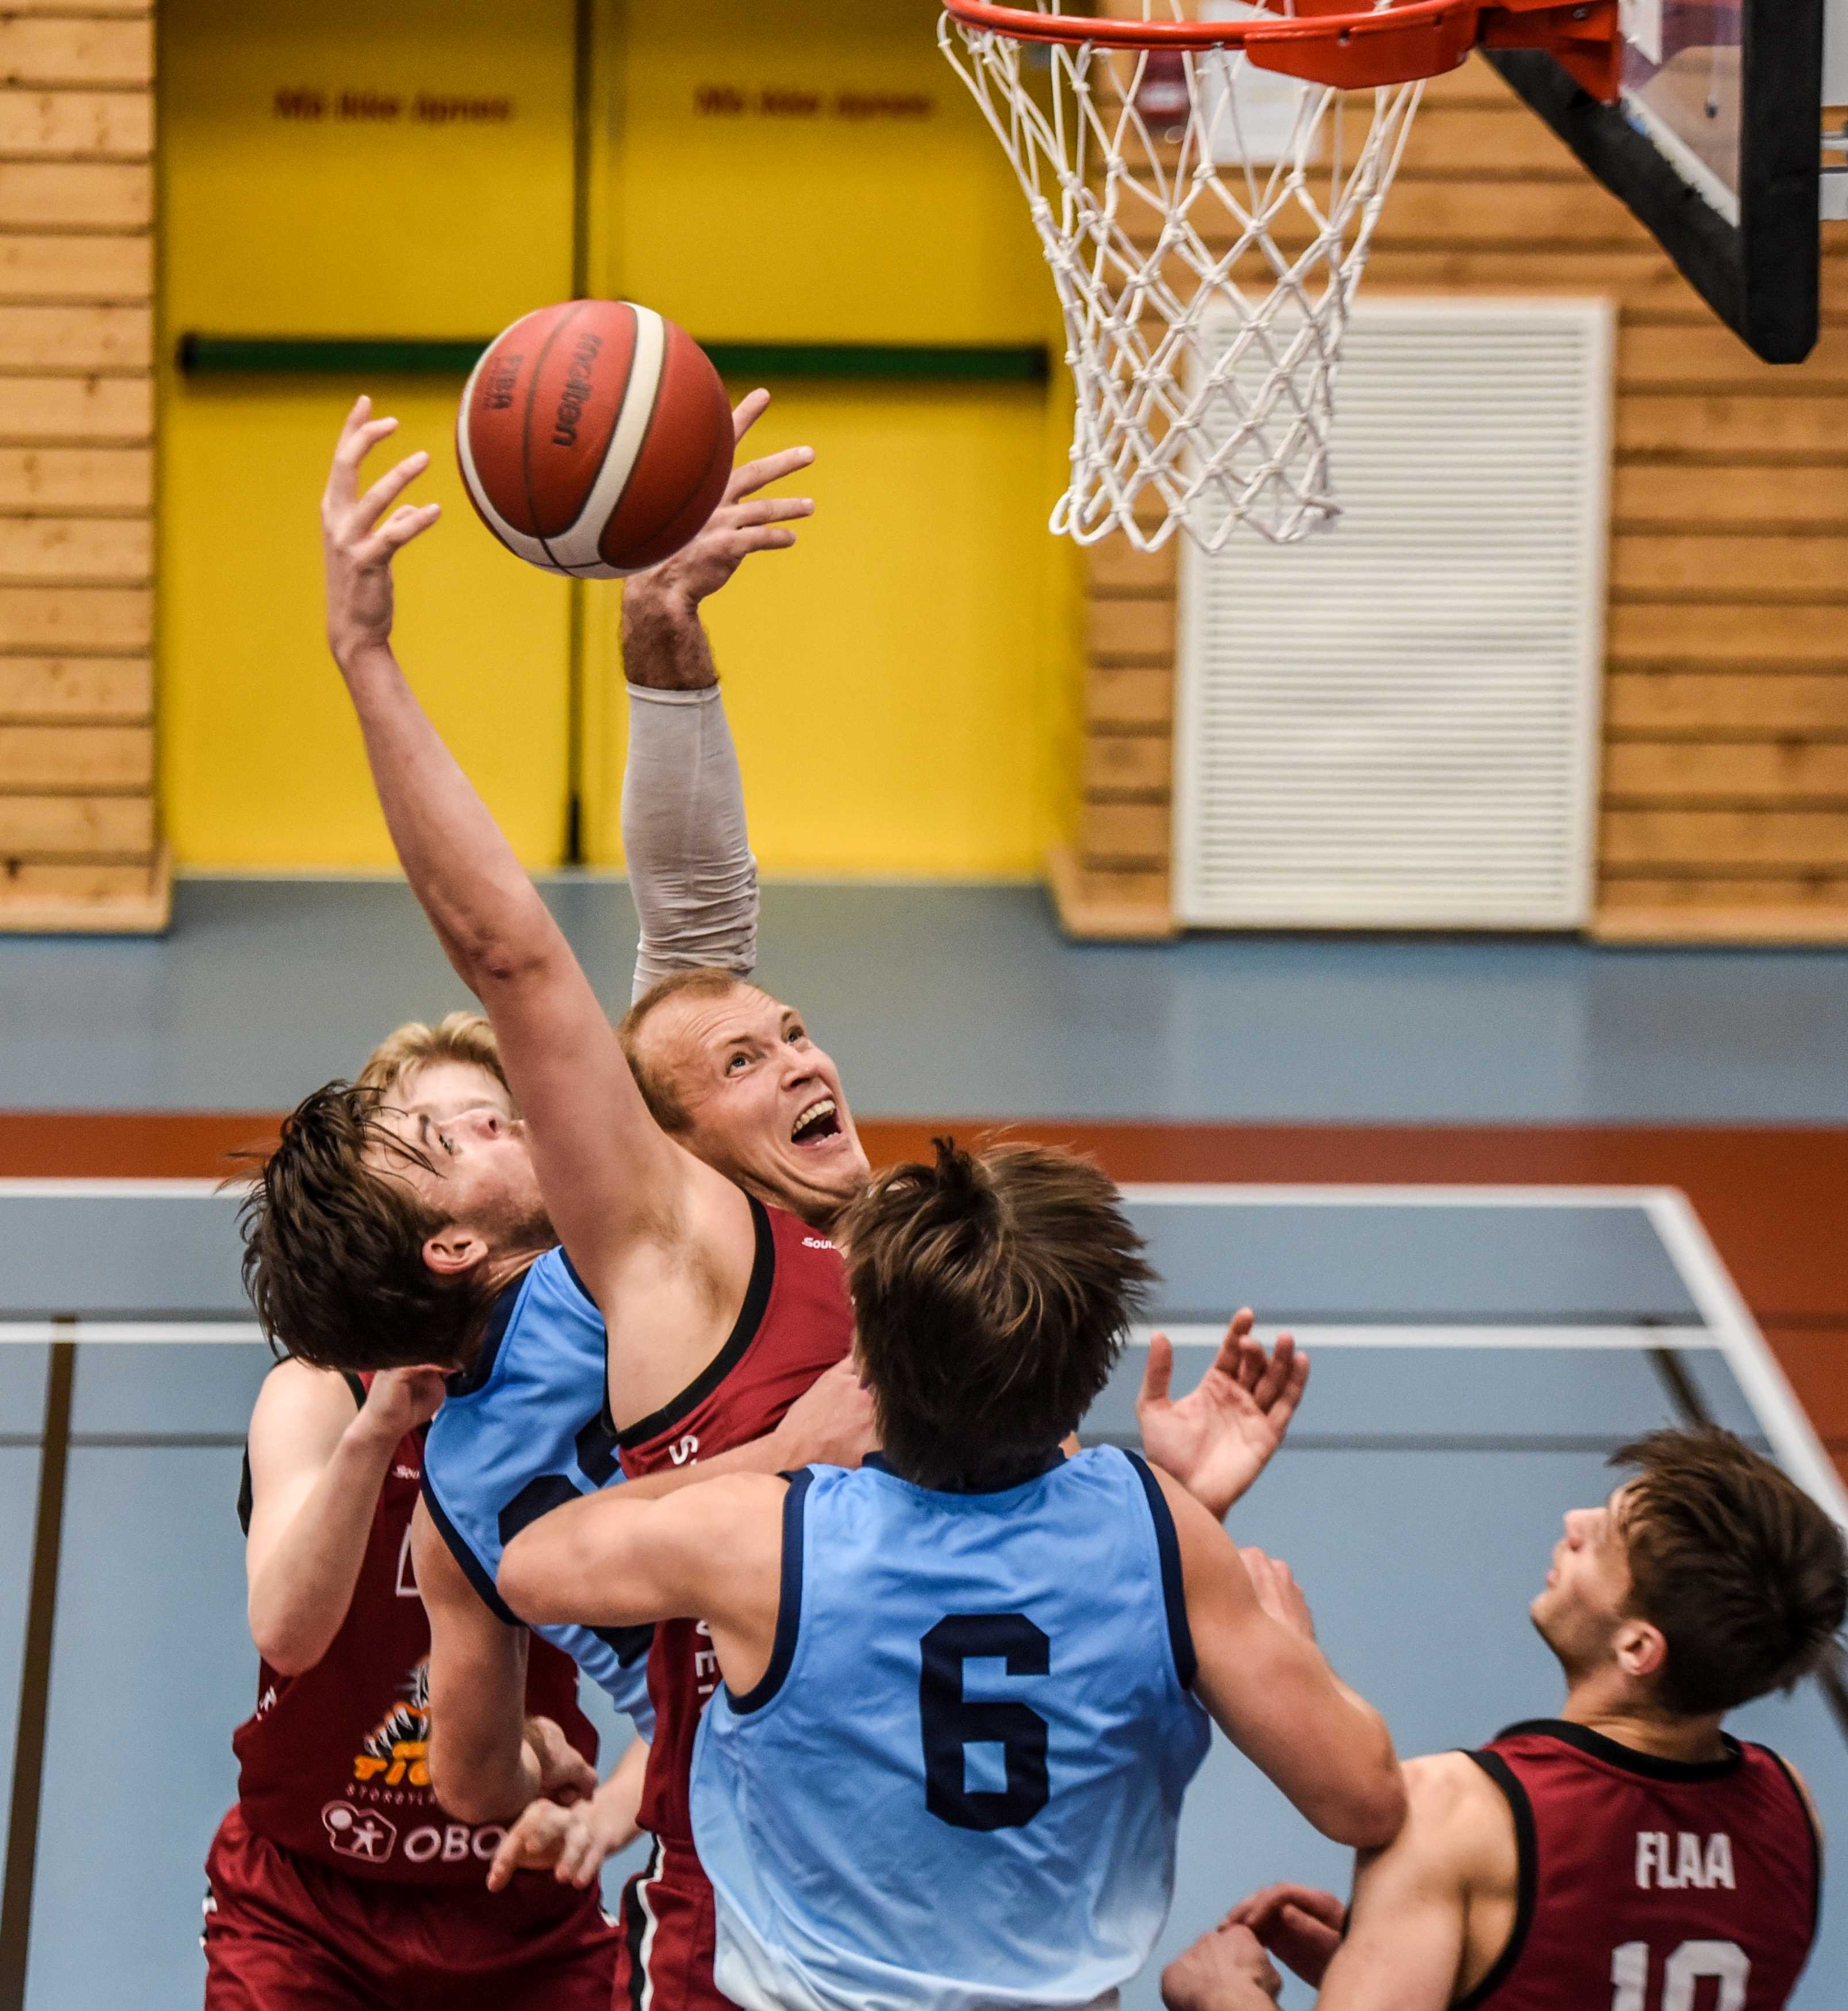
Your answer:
[690,1446,1212,2011]
[421,1248,654,1736]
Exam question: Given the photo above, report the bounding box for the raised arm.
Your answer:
[621,390,814,1000]
[410,1496,593,1825]
[244,1363,444,1674]
[318,399,746,1308]
[1159,1467,1404,1849]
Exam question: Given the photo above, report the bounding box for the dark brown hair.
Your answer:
[840,1137,1155,1491]
[618,969,754,1132]
[1612,1427,1847,1716]
[239,1082,495,1372]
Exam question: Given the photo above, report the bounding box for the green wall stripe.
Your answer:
[176,333,1049,383]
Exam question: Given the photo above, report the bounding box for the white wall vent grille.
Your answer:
[1174,298,1612,930]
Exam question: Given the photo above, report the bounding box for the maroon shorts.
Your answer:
[612,1838,736,2011]
[203,1805,620,2011]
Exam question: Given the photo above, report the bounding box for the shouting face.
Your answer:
[631,981,870,1227]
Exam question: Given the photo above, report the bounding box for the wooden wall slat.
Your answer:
[0,373,151,442]
[0,858,164,903]
[1086,666,1174,728]
[0,513,149,582]
[1604,808,1848,868]
[0,17,153,90]
[0,444,149,511]
[1601,874,1848,907]
[0,88,151,159]
[1084,733,1172,796]
[0,791,152,853]
[1606,741,1848,803]
[0,300,147,369]
[1608,604,1848,669]
[4,4,153,21]
[1089,597,1174,665]
[0,719,149,786]
[0,160,151,231]
[0,231,149,304]
[0,653,148,719]
[1620,320,1848,390]
[0,581,148,649]
[1612,463,1848,529]
[1607,672,1848,734]
[1612,532,1848,600]
[1618,396,1848,460]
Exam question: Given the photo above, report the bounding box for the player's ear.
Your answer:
[422,1225,488,1277]
[1612,1614,1668,1684]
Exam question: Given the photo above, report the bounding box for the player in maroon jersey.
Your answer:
[1161,1427,1846,2011]
[205,1016,645,2010]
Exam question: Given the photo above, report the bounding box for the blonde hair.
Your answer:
[618,968,754,1133]
[357,1012,508,1100]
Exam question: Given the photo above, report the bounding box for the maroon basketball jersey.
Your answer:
[231,1375,600,1886]
[617,1198,853,1851]
[1465,1719,1820,2011]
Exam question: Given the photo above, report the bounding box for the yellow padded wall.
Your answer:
[581,379,1067,876]
[159,0,577,866]
[158,0,1079,874]
[586,0,1071,874]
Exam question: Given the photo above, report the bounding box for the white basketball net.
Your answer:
[939,7,1424,548]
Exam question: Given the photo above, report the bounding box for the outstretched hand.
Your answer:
[321,396,442,671]
[1138,1310,1307,1522]
[625,388,814,617]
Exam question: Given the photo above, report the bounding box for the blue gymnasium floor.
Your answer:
[0,1183,1843,2011]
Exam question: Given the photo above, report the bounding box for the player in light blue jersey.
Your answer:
[504,1139,1405,2011]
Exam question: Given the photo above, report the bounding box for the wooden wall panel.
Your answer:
[0,0,162,931]
[1063,53,1848,942]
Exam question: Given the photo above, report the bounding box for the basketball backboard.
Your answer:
[1486,0,1843,360]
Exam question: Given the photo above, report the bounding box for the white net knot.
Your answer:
[939,5,1425,549]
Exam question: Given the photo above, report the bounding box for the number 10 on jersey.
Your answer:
[1612,1940,1749,2011]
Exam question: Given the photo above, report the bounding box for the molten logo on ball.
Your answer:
[552,330,602,449]
[456,298,733,578]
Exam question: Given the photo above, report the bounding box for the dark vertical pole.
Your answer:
[564,0,597,865]
[0,1338,75,2009]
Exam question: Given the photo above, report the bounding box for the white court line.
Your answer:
[0,1322,263,1345]
[0,1179,1837,1529]
[1122,1183,1686,1210]
[1642,1189,1848,1530]
[1135,1324,1720,1352]
[0,1177,235,1199]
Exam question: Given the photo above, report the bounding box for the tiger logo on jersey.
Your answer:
[351,1658,431,1790]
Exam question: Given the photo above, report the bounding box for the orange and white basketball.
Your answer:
[456,299,733,578]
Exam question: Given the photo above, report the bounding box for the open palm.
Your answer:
[1136,1310,1308,1521]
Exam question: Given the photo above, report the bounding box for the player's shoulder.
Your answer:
[248,1356,360,1438]
[1396,1751,1520,1871]
[1753,1748,1828,1855]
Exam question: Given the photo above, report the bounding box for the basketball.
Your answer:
[456,299,734,578]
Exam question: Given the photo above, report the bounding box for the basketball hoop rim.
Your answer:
[940,0,1463,52]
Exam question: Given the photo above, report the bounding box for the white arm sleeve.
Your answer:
[623,682,759,1004]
